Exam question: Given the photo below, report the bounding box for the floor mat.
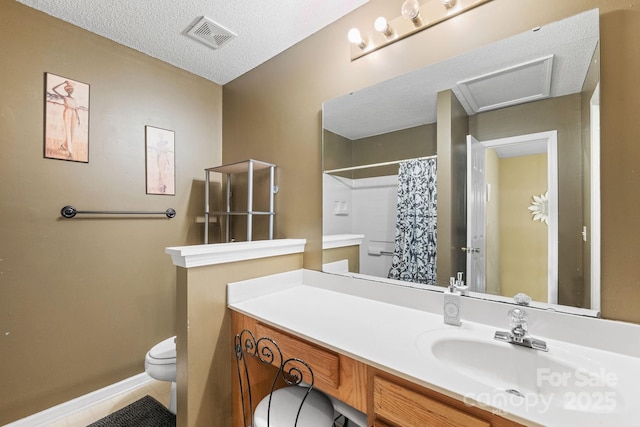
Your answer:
[87,395,175,427]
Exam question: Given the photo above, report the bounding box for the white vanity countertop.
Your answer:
[227,269,640,427]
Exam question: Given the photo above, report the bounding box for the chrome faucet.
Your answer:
[494,307,548,352]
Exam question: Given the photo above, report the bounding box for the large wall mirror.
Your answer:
[322,9,600,316]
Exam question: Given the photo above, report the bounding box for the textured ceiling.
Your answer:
[324,8,599,140]
[16,0,369,85]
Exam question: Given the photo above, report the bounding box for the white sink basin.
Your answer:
[415,327,631,417]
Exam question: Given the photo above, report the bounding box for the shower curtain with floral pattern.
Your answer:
[388,158,437,284]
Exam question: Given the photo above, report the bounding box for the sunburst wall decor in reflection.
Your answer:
[528,191,549,224]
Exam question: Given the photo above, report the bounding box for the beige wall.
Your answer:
[323,130,353,174]
[322,246,360,273]
[352,124,437,178]
[0,2,222,424]
[323,123,437,179]
[223,0,640,323]
[176,254,303,427]
[436,90,469,282]
[499,154,548,301]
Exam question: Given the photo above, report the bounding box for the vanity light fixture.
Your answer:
[348,0,493,61]
[374,17,394,37]
[347,27,367,49]
[401,0,422,26]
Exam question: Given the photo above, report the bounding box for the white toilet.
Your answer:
[145,336,177,414]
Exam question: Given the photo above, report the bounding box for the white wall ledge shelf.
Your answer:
[165,239,306,268]
[322,234,365,250]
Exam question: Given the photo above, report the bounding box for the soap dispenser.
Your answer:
[455,271,469,296]
[443,276,462,326]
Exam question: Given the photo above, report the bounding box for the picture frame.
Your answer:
[145,126,175,195]
[44,73,90,162]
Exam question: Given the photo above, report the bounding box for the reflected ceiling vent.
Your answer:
[455,55,554,114]
[185,16,237,50]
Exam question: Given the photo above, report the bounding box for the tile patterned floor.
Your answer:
[46,380,172,427]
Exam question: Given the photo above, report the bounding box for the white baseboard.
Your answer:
[5,372,153,427]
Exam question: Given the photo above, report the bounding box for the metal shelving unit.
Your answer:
[204,159,276,244]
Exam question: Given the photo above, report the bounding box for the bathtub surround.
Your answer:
[323,173,398,277]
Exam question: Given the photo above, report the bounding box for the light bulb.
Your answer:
[401,0,422,25]
[347,28,367,49]
[374,17,393,37]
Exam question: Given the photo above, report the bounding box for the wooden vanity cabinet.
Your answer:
[369,370,523,427]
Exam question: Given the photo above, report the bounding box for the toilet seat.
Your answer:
[145,336,177,383]
[146,336,176,365]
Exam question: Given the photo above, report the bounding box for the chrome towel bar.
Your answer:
[60,205,176,219]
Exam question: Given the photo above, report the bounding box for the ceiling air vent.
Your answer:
[185,16,236,50]
[455,55,554,114]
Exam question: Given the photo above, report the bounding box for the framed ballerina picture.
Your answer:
[145,125,175,195]
[44,73,90,162]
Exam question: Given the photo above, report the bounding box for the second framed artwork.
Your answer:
[145,126,175,195]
